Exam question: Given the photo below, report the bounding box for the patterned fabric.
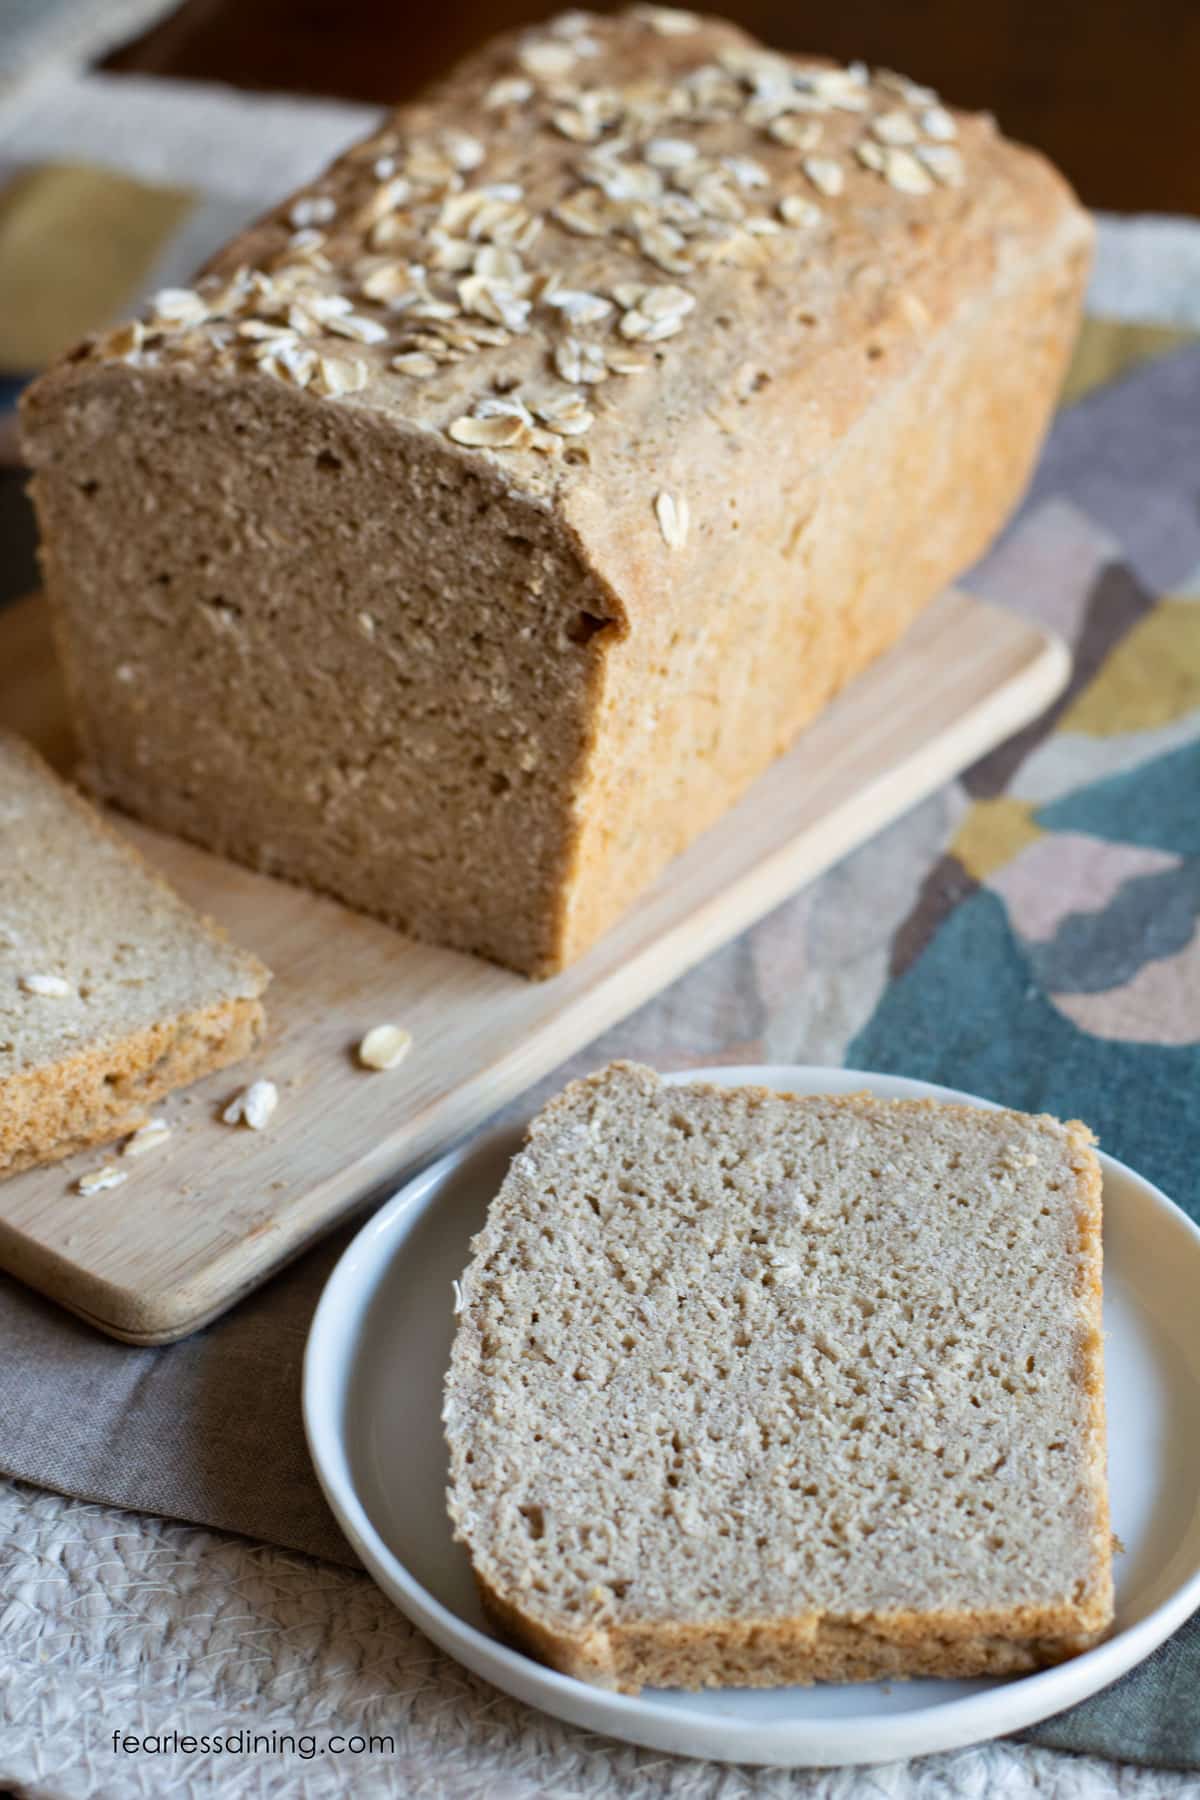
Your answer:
[850,346,1200,1220]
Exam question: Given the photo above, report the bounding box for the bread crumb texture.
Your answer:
[445,1062,1112,1691]
[0,733,269,1176]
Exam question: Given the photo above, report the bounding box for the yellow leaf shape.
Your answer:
[0,164,194,370]
[952,797,1042,883]
[1062,600,1200,737]
[1059,318,1197,409]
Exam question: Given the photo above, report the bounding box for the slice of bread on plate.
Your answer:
[0,732,269,1176]
[444,1061,1111,1692]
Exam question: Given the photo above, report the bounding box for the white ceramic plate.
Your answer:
[303,1067,1200,1768]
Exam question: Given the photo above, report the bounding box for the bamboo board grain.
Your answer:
[0,588,1068,1343]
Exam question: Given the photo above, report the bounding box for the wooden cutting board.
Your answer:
[0,588,1067,1343]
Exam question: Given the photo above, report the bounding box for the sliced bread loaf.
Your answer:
[21,11,1091,976]
[444,1061,1111,1692]
[0,733,269,1175]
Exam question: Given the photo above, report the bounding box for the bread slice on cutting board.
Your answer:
[0,732,269,1177]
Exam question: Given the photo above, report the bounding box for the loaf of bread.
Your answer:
[0,733,269,1176]
[21,8,1091,976]
[444,1062,1112,1692]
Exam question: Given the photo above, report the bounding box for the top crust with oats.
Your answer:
[444,1062,1112,1693]
[0,734,269,1176]
[22,9,1091,976]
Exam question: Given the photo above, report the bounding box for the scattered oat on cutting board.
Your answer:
[445,1062,1111,1693]
[0,733,270,1178]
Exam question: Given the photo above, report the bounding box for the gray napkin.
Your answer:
[0,1227,359,1566]
[1025,1627,1200,1770]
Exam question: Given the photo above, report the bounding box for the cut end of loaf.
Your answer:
[444,1062,1112,1692]
[20,367,618,977]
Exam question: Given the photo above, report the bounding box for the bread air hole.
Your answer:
[519,1503,545,1540]
[566,611,606,646]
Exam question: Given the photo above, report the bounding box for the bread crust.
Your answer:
[476,1567,1109,1692]
[0,995,264,1176]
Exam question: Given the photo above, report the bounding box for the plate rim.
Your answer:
[303,1064,1200,1767]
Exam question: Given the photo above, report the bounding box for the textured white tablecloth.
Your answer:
[6,1479,1200,1800]
[3,66,1200,1800]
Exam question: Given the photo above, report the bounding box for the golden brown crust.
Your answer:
[477,1567,1109,1693]
[180,12,1089,532]
[0,996,264,1176]
[553,223,1091,969]
[1063,1116,1114,1637]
